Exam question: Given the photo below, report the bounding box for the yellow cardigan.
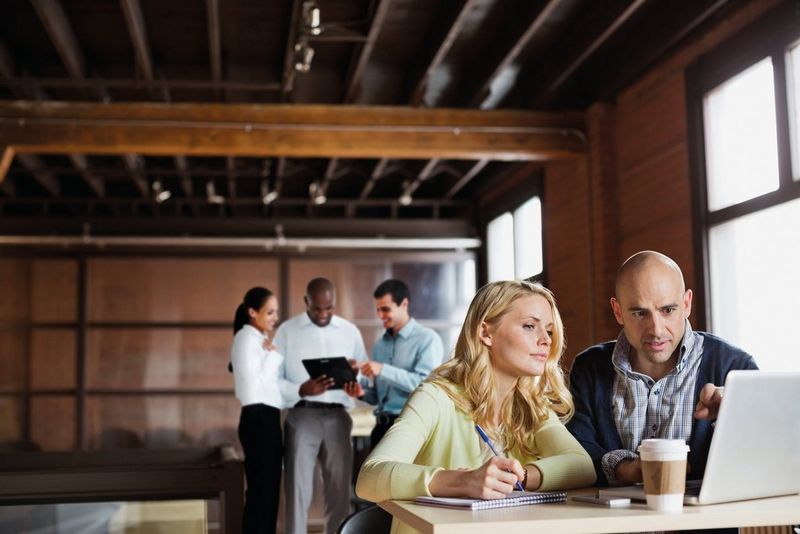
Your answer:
[356,382,596,533]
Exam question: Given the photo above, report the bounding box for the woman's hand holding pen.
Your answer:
[429,457,525,500]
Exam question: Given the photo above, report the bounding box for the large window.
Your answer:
[486,196,543,282]
[691,6,800,371]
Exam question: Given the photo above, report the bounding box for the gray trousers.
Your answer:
[284,406,353,534]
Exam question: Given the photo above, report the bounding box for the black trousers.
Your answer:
[238,404,282,534]
[369,413,398,448]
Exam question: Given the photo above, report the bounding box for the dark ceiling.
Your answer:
[0,0,740,241]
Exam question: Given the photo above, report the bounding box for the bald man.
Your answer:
[275,278,367,534]
[567,251,757,487]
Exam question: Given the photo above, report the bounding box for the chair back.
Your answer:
[336,504,392,534]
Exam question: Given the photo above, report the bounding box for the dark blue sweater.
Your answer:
[567,332,757,486]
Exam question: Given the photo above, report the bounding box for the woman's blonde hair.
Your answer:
[430,280,573,457]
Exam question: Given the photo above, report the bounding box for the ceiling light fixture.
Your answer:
[152,179,172,203]
[206,180,225,204]
[261,179,279,205]
[309,181,327,205]
[398,180,414,206]
[294,39,315,73]
[302,1,322,36]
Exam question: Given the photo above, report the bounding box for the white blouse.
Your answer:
[231,324,284,409]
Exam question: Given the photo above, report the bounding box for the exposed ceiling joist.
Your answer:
[206,0,222,83]
[173,155,194,197]
[445,158,489,199]
[469,0,568,108]
[344,0,393,103]
[121,153,149,197]
[16,153,59,196]
[68,153,104,197]
[119,0,155,82]
[0,102,586,162]
[536,0,650,106]
[408,0,479,106]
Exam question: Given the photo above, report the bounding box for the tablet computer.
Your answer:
[301,357,356,389]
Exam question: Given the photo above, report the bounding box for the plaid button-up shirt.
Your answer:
[601,322,704,483]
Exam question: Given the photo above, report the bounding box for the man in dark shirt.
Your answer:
[567,251,757,486]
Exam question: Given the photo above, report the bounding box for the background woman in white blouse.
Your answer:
[231,287,283,534]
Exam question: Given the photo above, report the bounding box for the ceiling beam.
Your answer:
[173,155,193,197]
[122,153,150,197]
[408,0,478,106]
[119,0,155,82]
[536,0,649,106]
[68,153,104,197]
[31,0,85,79]
[445,158,489,199]
[281,0,302,99]
[206,0,222,83]
[15,153,59,196]
[0,145,15,185]
[469,0,568,108]
[0,216,475,240]
[0,102,586,161]
[344,0,393,103]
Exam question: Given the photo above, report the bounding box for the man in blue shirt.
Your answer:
[356,279,444,447]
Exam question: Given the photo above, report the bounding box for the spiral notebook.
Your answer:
[414,490,566,510]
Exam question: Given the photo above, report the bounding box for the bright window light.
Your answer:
[708,197,800,371]
[513,196,543,279]
[487,212,514,282]
[703,57,779,210]
[787,42,800,180]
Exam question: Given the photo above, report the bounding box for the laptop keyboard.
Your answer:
[685,480,703,497]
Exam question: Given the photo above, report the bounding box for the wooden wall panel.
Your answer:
[0,331,26,392]
[85,395,240,451]
[31,260,77,323]
[286,260,388,321]
[0,259,30,322]
[30,396,75,451]
[30,329,76,390]
[0,397,22,444]
[85,328,232,390]
[86,258,279,322]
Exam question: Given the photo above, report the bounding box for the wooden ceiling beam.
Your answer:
[343,0,393,103]
[31,0,85,79]
[281,0,302,99]
[121,153,150,197]
[68,153,104,197]
[536,0,649,106]
[445,158,489,199]
[0,102,586,161]
[408,0,478,106]
[174,155,193,197]
[15,153,59,196]
[469,0,568,108]
[206,0,222,83]
[120,0,154,83]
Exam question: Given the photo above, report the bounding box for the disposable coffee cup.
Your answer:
[638,439,690,512]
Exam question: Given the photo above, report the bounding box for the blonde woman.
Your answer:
[355,280,595,530]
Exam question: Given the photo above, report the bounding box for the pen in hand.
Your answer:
[474,424,525,492]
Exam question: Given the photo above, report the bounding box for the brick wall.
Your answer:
[544,0,782,367]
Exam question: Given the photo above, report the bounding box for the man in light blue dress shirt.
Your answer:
[358,279,444,447]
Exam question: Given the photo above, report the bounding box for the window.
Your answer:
[691,9,800,371]
[486,196,543,282]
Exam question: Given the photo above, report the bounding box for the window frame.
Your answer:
[687,2,800,330]
[479,167,546,285]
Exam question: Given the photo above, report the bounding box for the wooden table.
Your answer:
[380,489,800,533]
[0,446,243,533]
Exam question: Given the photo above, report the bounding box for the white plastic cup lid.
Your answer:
[637,439,690,454]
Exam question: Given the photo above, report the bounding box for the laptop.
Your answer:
[600,371,800,505]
